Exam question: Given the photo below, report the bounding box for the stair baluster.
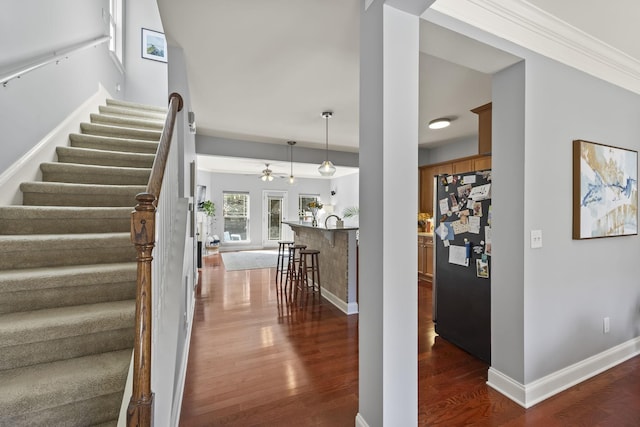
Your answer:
[126,92,183,427]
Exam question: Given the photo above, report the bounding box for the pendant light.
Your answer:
[287,140,296,184]
[318,111,336,176]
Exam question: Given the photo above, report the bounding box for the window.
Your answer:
[108,0,124,66]
[299,194,320,219]
[223,192,249,241]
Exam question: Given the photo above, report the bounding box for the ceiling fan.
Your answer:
[260,163,274,181]
[259,163,288,181]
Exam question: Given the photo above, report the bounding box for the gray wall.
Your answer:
[426,9,640,386]
[0,0,122,175]
[419,136,477,165]
[492,60,526,382]
[196,134,359,168]
[522,52,640,383]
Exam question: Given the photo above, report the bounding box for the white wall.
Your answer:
[330,173,360,227]
[0,0,123,175]
[198,170,339,249]
[124,0,168,107]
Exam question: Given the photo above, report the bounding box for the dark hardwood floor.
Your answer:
[180,253,640,426]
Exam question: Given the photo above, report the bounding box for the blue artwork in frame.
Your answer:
[141,28,167,63]
[573,139,638,239]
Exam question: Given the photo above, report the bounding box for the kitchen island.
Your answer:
[282,221,358,315]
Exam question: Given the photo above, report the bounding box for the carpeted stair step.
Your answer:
[40,162,151,185]
[69,132,159,154]
[2,393,121,427]
[80,122,161,141]
[20,182,145,207]
[0,232,136,270]
[106,98,166,113]
[99,104,166,121]
[0,300,134,371]
[0,262,136,315]
[89,113,164,131]
[0,349,131,426]
[0,206,131,234]
[56,146,155,168]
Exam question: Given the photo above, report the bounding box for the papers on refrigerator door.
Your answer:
[469,183,491,201]
[449,245,469,267]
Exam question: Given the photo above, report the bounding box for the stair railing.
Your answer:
[127,92,183,426]
[1,36,110,87]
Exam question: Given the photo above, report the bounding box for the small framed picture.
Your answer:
[141,28,167,63]
[476,259,489,279]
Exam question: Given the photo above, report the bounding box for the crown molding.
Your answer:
[429,0,640,94]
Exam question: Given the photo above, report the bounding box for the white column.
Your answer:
[357,1,427,426]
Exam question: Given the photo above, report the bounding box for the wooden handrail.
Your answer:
[127,92,183,426]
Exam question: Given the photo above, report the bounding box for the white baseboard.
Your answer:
[0,84,111,205]
[355,413,370,427]
[488,336,640,408]
[322,287,358,315]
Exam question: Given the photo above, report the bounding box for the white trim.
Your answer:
[427,0,640,95]
[355,412,370,427]
[0,84,111,205]
[488,336,640,408]
[116,354,134,427]
[170,289,196,426]
[262,190,288,248]
[321,287,359,315]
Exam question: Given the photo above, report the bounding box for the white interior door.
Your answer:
[262,191,289,247]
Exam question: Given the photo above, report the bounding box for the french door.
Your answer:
[262,191,289,247]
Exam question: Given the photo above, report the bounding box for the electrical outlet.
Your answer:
[531,229,543,248]
[603,317,610,334]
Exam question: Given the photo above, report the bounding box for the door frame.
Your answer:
[262,190,289,248]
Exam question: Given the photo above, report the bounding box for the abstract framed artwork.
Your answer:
[572,139,638,239]
[141,28,167,62]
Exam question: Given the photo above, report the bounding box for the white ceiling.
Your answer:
[157,0,640,175]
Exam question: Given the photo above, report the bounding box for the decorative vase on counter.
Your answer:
[311,207,318,227]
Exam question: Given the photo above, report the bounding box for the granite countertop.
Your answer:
[282,220,359,231]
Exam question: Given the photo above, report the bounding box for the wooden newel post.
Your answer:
[127,192,157,427]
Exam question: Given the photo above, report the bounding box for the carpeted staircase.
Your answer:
[0,99,166,426]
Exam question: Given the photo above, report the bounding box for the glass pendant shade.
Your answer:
[318,111,336,177]
[318,160,336,176]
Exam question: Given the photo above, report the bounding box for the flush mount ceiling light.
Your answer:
[260,163,274,182]
[287,140,296,185]
[428,118,451,130]
[318,111,336,177]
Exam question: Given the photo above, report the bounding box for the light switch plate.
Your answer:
[531,229,542,248]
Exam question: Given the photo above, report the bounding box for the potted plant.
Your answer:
[201,200,215,217]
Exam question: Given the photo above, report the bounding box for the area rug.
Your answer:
[221,249,281,271]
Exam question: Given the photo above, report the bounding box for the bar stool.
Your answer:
[284,244,307,300]
[296,249,322,303]
[275,241,294,286]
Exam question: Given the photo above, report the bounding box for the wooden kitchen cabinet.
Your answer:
[452,159,473,174]
[419,163,452,215]
[420,156,493,216]
[472,102,492,155]
[418,234,433,282]
[473,155,492,171]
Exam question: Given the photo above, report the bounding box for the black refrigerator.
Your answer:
[434,170,491,363]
